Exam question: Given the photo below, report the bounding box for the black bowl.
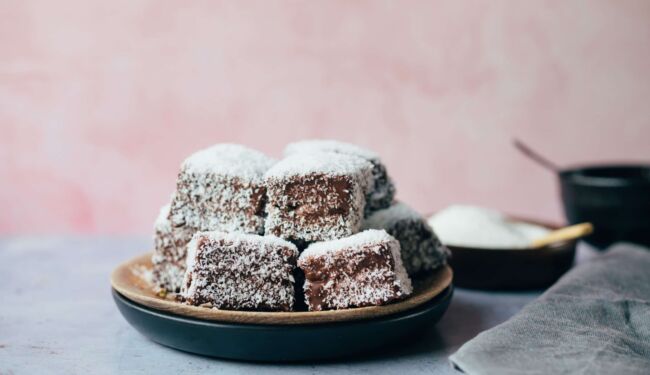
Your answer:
[112,286,453,362]
[559,164,650,249]
[446,218,576,291]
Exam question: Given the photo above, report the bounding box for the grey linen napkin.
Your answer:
[449,243,650,375]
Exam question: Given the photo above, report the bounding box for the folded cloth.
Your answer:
[449,243,650,375]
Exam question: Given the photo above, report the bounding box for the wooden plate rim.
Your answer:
[110,252,453,325]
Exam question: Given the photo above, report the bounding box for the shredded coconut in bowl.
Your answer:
[427,205,550,249]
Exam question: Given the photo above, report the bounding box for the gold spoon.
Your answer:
[531,223,594,248]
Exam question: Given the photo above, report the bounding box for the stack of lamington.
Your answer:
[152,140,449,312]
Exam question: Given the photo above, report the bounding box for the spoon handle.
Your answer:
[531,223,594,248]
[513,139,561,172]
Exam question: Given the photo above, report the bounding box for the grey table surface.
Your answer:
[0,236,596,375]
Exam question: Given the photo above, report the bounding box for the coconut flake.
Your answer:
[284,139,380,162]
[363,202,423,228]
[181,231,299,311]
[283,140,395,216]
[193,230,299,250]
[428,205,550,248]
[265,152,373,182]
[154,204,171,231]
[182,144,275,181]
[298,229,413,310]
[263,152,374,242]
[171,144,274,234]
[301,229,395,258]
[364,202,449,276]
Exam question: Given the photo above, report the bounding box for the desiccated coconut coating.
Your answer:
[363,202,450,277]
[169,144,275,235]
[298,229,413,311]
[151,204,196,292]
[181,231,299,311]
[264,152,373,244]
[284,139,396,216]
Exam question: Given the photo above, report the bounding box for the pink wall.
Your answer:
[2,1,650,234]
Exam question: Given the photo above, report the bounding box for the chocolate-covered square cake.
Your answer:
[363,202,449,277]
[181,231,299,311]
[151,204,196,292]
[264,152,373,244]
[298,229,413,311]
[169,144,275,235]
[284,140,396,216]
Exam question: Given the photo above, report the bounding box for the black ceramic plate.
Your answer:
[112,286,453,362]
[112,253,452,325]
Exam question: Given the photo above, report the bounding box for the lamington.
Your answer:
[169,144,275,235]
[151,204,196,292]
[181,231,299,311]
[363,202,450,277]
[264,152,373,244]
[298,229,413,311]
[284,140,396,216]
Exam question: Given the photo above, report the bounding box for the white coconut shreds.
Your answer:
[264,151,373,181]
[151,203,197,292]
[170,144,275,234]
[181,231,299,311]
[298,229,413,310]
[182,143,275,181]
[363,202,449,276]
[154,204,171,231]
[283,140,395,216]
[263,152,373,242]
[363,202,423,228]
[131,265,155,286]
[301,229,395,257]
[284,139,380,162]
[428,205,550,249]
